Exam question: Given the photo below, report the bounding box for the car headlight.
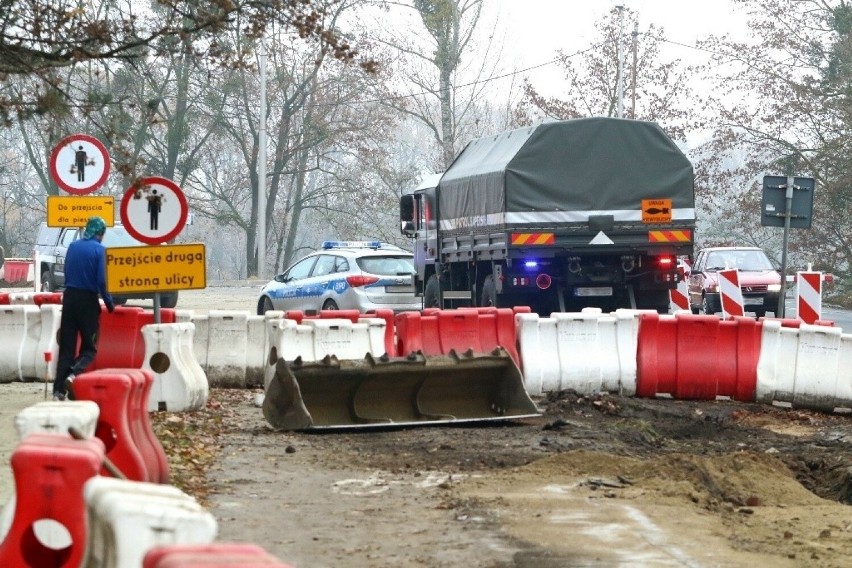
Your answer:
[767,284,781,292]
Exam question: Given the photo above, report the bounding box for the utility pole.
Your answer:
[631,20,638,119]
[257,43,267,279]
[616,5,625,118]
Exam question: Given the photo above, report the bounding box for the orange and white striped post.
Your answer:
[796,271,822,324]
[718,268,744,319]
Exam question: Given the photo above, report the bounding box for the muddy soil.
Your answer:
[2,284,852,567]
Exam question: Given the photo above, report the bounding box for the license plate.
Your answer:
[744,297,763,306]
[385,285,414,293]
[574,287,613,297]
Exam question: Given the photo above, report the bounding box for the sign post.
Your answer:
[761,175,816,318]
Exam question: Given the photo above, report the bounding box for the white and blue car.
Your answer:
[257,241,422,314]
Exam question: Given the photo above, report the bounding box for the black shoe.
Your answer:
[52,392,66,401]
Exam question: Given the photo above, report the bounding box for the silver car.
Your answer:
[257,241,422,314]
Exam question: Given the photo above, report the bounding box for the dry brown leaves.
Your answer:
[149,389,248,505]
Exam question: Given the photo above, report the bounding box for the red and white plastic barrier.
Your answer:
[669,279,689,313]
[717,268,744,318]
[516,309,643,396]
[796,271,822,324]
[756,321,852,412]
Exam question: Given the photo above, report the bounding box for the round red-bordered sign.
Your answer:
[120,176,188,245]
[49,133,111,195]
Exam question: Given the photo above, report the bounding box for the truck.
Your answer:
[399,117,695,314]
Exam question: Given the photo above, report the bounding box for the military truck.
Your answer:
[399,117,695,314]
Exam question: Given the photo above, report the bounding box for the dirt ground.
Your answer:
[2,284,852,567]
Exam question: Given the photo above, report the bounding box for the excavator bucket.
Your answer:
[262,348,540,431]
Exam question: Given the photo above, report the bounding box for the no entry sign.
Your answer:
[120,176,188,245]
[49,133,111,194]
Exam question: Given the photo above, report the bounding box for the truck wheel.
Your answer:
[41,270,55,292]
[424,275,441,309]
[480,275,497,307]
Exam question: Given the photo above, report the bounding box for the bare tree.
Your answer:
[699,0,852,286]
[0,0,373,124]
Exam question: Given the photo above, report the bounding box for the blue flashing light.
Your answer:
[524,260,539,269]
[322,240,382,250]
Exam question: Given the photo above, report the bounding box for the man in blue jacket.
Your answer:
[53,216,115,401]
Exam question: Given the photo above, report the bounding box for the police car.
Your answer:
[256,241,422,314]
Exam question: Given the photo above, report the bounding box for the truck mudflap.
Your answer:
[262,348,541,431]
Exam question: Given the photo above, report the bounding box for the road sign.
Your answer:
[105,243,206,294]
[642,199,672,223]
[46,196,115,228]
[120,176,188,245]
[49,134,111,195]
[718,268,744,319]
[761,176,815,229]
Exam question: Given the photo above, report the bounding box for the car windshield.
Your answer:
[356,255,415,276]
[101,226,144,248]
[706,250,774,271]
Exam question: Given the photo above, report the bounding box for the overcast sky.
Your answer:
[497,0,751,92]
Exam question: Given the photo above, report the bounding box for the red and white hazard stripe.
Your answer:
[669,279,689,312]
[718,269,744,318]
[796,271,822,324]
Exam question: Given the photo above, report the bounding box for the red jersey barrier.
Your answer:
[91,306,178,370]
[396,307,528,367]
[33,292,63,305]
[0,433,104,568]
[284,308,395,356]
[144,543,292,567]
[90,368,170,483]
[72,371,150,481]
[636,313,761,402]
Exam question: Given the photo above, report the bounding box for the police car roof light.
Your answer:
[322,240,382,250]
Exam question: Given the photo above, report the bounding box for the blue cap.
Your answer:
[83,216,107,239]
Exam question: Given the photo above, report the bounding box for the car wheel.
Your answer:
[424,275,441,309]
[160,292,178,309]
[480,275,497,307]
[702,295,715,315]
[257,296,274,315]
[322,299,339,311]
[41,270,55,292]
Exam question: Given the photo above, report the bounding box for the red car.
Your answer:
[687,247,781,317]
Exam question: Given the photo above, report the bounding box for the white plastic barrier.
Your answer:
[205,310,251,388]
[36,304,61,381]
[756,321,852,413]
[245,315,268,388]
[83,476,216,568]
[0,400,101,543]
[263,317,388,391]
[141,323,208,412]
[176,310,209,369]
[516,308,644,397]
[0,305,44,382]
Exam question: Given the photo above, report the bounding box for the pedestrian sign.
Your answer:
[49,134,111,195]
[120,176,188,245]
[47,196,115,228]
